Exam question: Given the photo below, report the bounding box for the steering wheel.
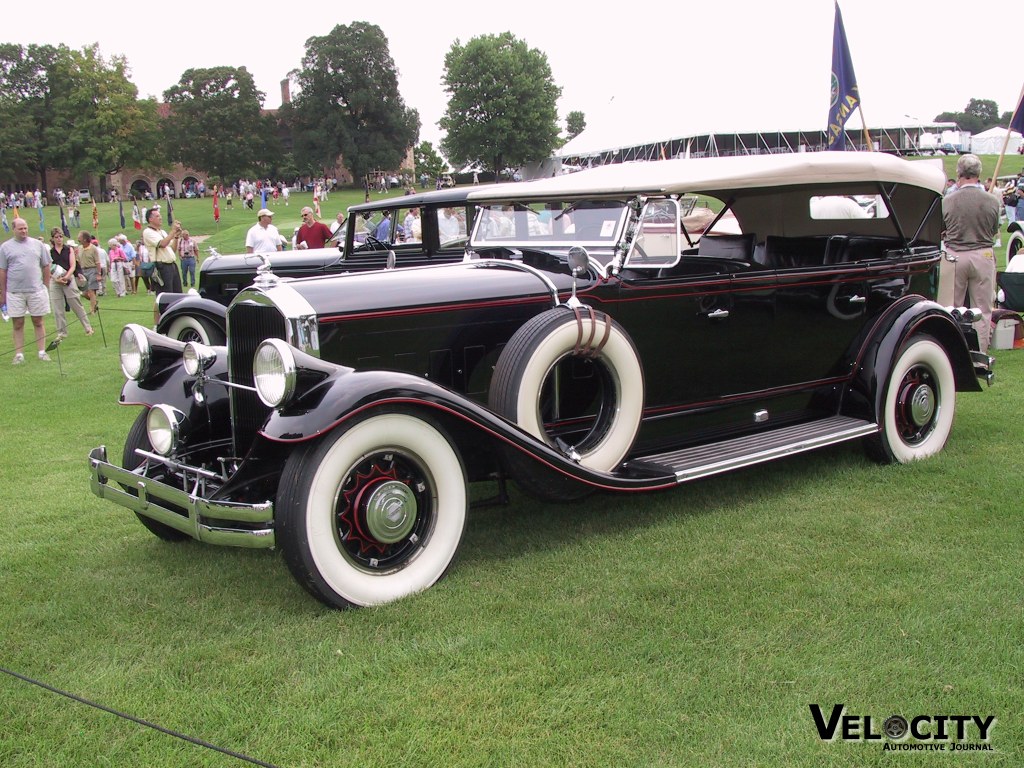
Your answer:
[358,234,389,252]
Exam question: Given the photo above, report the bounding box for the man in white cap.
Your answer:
[245,208,283,253]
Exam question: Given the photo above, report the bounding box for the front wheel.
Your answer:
[165,315,225,346]
[276,413,468,609]
[865,335,956,464]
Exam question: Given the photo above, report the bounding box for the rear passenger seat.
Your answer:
[696,233,757,262]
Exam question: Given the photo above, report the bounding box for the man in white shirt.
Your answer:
[245,209,283,253]
[438,207,461,242]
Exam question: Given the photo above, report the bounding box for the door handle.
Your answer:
[707,309,730,319]
[847,295,866,304]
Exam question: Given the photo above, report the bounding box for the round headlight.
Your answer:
[120,324,151,380]
[183,342,216,376]
[146,404,182,456]
[253,339,297,407]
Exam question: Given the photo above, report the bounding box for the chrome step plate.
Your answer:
[627,415,878,483]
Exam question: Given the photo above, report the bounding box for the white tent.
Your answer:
[970,126,1022,155]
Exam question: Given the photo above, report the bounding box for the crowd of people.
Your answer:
[0,205,199,363]
[5,157,1018,365]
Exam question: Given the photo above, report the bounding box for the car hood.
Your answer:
[251,260,580,320]
[202,249,344,275]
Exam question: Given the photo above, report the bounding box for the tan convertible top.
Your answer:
[468,152,946,201]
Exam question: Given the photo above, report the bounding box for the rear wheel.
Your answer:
[122,410,190,541]
[166,315,225,346]
[277,413,468,609]
[866,335,956,464]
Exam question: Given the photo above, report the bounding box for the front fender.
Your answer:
[846,297,981,423]
[260,368,680,493]
[156,295,228,335]
[120,345,231,427]
[263,368,510,444]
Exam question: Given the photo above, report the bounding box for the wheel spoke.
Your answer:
[337,452,431,570]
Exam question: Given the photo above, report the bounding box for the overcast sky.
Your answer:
[20,0,1024,153]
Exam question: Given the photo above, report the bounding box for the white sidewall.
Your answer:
[304,414,466,607]
[513,318,643,472]
[883,339,955,463]
[167,315,213,345]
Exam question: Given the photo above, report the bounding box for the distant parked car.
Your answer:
[77,189,91,202]
[89,152,991,610]
[154,187,474,344]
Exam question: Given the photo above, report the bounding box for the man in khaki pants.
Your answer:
[941,154,1001,352]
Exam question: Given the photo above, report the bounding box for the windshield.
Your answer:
[471,200,629,248]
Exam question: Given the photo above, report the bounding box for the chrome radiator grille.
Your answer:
[227,300,287,455]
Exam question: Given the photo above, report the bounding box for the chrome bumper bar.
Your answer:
[88,445,276,548]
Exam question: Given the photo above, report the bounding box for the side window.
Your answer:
[624,198,680,268]
[478,206,517,240]
[436,207,468,246]
[394,206,423,244]
[362,211,397,248]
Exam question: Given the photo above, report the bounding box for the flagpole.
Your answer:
[857,105,873,152]
[990,81,1024,191]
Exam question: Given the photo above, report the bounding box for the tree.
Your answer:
[965,99,999,128]
[286,22,420,183]
[0,43,47,180]
[566,110,586,141]
[0,43,160,189]
[47,45,163,178]
[414,141,446,180]
[163,66,280,184]
[934,98,1004,135]
[439,33,561,177]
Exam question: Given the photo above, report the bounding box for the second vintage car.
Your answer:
[154,187,474,344]
[90,152,990,610]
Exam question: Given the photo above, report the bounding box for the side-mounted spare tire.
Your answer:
[488,306,644,499]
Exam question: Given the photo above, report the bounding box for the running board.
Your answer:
[625,416,878,483]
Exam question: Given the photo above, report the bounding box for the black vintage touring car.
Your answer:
[89,153,991,609]
[154,187,473,344]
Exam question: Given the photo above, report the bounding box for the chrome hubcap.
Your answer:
[363,480,417,544]
[909,384,935,427]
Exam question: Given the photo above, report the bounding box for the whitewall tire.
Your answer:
[867,335,956,464]
[166,315,225,346]
[277,413,467,609]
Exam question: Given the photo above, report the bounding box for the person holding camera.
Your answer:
[143,207,183,294]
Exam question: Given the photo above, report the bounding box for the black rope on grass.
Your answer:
[0,665,281,768]
[1,305,156,360]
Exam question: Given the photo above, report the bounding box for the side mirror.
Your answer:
[565,246,589,309]
[567,246,588,277]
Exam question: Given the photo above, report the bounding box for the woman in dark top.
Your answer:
[48,228,93,338]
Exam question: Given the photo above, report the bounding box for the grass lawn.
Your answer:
[1,170,1022,766]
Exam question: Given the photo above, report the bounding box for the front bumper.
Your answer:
[88,445,276,548]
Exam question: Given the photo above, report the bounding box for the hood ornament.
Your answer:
[252,253,280,289]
